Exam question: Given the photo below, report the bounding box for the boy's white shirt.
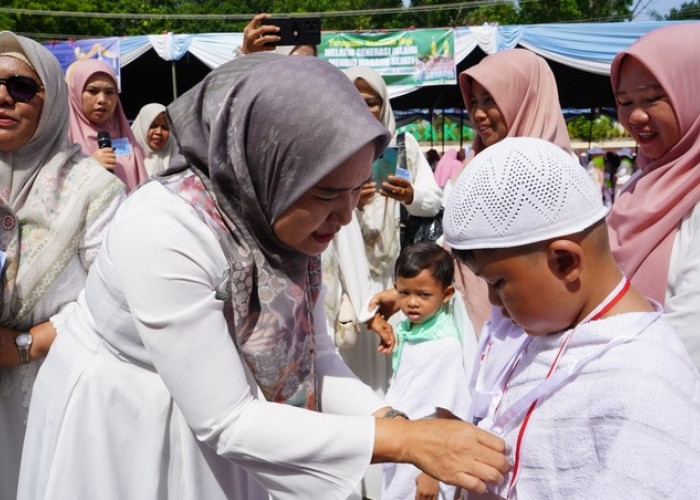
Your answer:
[467,305,700,499]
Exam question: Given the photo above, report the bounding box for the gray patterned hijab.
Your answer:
[165,53,390,406]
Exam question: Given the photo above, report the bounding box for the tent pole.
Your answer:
[171,61,178,101]
[430,107,434,148]
[441,107,445,151]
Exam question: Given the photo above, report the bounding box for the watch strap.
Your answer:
[382,408,410,420]
[15,332,32,364]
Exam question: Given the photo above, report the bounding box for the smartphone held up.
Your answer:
[261,17,321,47]
[372,147,411,192]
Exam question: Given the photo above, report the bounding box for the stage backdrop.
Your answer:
[319,29,456,86]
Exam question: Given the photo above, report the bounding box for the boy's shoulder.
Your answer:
[476,306,697,390]
[495,308,696,383]
[582,311,697,379]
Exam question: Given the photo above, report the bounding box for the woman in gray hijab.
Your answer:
[0,31,125,499]
[19,54,507,500]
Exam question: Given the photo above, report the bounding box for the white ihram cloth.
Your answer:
[382,337,471,500]
[468,308,700,499]
[18,182,387,500]
[382,295,478,500]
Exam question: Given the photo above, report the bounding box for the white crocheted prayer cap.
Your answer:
[444,137,609,250]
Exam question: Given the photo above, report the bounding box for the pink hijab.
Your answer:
[433,148,463,188]
[608,23,700,303]
[452,49,572,333]
[67,59,147,191]
[459,48,571,156]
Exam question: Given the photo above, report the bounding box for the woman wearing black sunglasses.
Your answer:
[0,31,125,499]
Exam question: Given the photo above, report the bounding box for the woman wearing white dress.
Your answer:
[346,65,443,291]
[18,54,507,500]
[0,31,124,499]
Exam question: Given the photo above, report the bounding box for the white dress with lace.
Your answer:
[0,194,123,499]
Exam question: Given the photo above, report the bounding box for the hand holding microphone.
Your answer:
[93,131,117,170]
[97,131,111,149]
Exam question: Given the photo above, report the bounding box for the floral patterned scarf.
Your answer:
[163,54,390,408]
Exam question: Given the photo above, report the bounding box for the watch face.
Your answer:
[16,333,32,348]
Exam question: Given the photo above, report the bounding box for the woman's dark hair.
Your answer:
[425,149,440,169]
[394,241,454,289]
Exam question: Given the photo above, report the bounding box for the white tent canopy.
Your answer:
[116,21,693,100]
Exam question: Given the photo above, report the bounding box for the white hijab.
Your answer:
[344,65,396,135]
[344,65,399,281]
[131,103,177,176]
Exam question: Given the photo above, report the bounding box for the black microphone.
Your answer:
[97,131,111,149]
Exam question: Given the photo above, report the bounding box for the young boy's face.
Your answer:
[467,247,575,337]
[394,269,454,325]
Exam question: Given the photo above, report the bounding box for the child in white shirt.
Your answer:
[443,137,700,499]
[379,241,472,500]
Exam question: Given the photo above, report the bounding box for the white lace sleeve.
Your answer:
[79,190,126,271]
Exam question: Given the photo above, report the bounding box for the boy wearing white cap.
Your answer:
[443,137,700,499]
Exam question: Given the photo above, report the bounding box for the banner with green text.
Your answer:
[319,29,456,87]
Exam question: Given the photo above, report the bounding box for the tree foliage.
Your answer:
[0,0,635,39]
[664,0,700,19]
[567,114,624,141]
[515,0,631,23]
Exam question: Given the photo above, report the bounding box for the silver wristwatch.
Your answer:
[15,332,32,364]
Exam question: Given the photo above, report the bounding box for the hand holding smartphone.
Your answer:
[372,147,398,188]
[260,17,321,47]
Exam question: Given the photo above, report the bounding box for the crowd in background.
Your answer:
[1,17,699,500]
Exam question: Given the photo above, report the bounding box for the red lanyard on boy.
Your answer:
[497,276,632,497]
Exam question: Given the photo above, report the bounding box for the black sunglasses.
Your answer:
[0,75,43,103]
